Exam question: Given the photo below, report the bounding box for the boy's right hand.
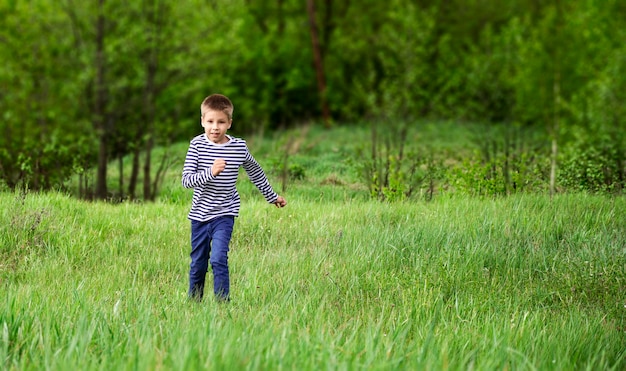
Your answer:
[211,159,226,176]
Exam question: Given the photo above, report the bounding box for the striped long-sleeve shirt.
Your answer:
[182,134,278,221]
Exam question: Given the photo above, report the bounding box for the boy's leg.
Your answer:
[209,216,235,301]
[189,220,211,301]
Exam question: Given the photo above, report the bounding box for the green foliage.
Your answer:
[2,0,626,198]
[355,121,448,202]
[448,125,551,196]
[450,150,550,197]
[559,131,626,193]
[217,0,317,132]
[265,156,307,181]
[0,1,93,191]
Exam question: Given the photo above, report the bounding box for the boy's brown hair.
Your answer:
[201,94,234,120]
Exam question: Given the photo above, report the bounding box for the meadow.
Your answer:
[1,123,625,370]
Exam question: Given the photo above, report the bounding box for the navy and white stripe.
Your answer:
[182,134,278,221]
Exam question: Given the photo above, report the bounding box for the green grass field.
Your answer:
[2,189,625,370]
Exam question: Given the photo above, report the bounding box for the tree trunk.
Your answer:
[94,0,108,199]
[152,144,172,199]
[143,133,154,200]
[306,0,331,127]
[118,153,124,200]
[142,0,162,201]
[129,146,140,200]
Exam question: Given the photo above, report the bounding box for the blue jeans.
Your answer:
[188,216,235,301]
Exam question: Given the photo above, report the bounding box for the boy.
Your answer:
[182,94,286,302]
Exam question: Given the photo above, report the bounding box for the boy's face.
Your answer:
[201,109,232,144]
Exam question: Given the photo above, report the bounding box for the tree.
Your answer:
[306,0,331,127]
[559,0,626,192]
[93,0,109,199]
[2,0,625,197]
[508,2,584,195]
[0,0,92,191]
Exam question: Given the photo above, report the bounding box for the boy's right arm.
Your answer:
[181,144,216,188]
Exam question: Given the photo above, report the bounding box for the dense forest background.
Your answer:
[1,0,625,200]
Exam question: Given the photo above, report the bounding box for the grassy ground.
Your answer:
[1,189,625,370]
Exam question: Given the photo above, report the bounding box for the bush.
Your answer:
[559,135,626,193]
